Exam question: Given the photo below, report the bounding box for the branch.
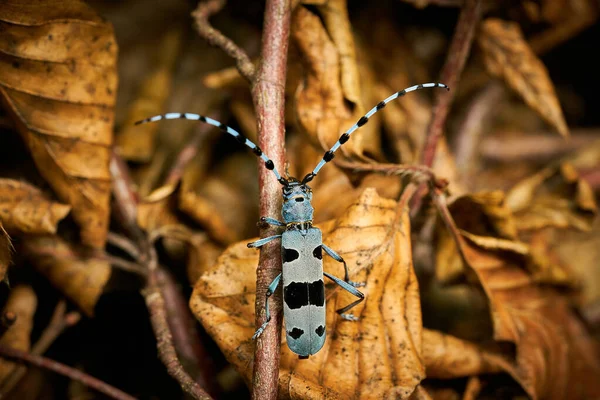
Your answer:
[192,0,256,82]
[0,301,81,395]
[0,345,135,400]
[420,0,482,168]
[250,0,291,399]
[110,151,214,400]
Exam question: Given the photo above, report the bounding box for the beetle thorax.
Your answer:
[281,179,314,227]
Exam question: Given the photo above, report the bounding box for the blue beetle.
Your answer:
[136,82,448,358]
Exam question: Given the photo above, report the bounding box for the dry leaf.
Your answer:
[0,0,118,248]
[191,189,427,399]
[116,29,182,162]
[293,5,381,162]
[506,162,597,231]
[422,329,513,379]
[453,231,600,399]
[0,285,37,381]
[436,191,519,283]
[179,153,259,244]
[0,179,70,235]
[478,18,569,137]
[22,236,111,316]
[0,224,11,283]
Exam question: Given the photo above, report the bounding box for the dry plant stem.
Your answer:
[110,151,213,399]
[192,0,256,82]
[454,82,504,175]
[250,1,291,399]
[110,152,145,244]
[102,254,148,277]
[107,232,141,260]
[421,0,482,168]
[0,345,135,400]
[336,160,444,188]
[163,111,222,187]
[158,268,219,396]
[143,276,213,400]
[0,301,81,395]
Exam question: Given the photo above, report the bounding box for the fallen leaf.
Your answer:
[478,18,569,137]
[506,162,597,231]
[22,236,111,316]
[0,179,70,235]
[116,29,182,162]
[0,224,11,283]
[0,285,37,381]
[422,329,513,379]
[0,0,118,248]
[292,5,381,163]
[452,229,600,399]
[179,153,259,244]
[191,189,427,399]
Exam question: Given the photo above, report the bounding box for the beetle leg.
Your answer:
[324,272,365,321]
[322,244,365,287]
[247,234,282,248]
[252,273,282,340]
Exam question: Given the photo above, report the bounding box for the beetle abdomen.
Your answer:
[281,228,326,356]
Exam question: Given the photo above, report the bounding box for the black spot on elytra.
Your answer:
[308,280,325,307]
[315,325,325,337]
[288,328,304,339]
[284,280,324,309]
[312,245,322,260]
[282,247,299,263]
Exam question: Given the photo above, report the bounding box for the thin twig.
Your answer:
[0,345,136,400]
[101,254,148,277]
[163,111,222,188]
[0,301,81,395]
[250,0,291,398]
[110,149,214,399]
[336,160,447,189]
[143,276,212,400]
[157,268,219,396]
[192,0,256,82]
[420,0,482,168]
[107,232,141,260]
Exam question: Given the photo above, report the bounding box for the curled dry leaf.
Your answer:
[506,162,597,231]
[293,5,381,162]
[452,231,600,399]
[179,153,259,244]
[478,18,569,137]
[0,179,70,235]
[0,0,118,248]
[0,225,11,283]
[191,189,427,399]
[0,285,37,381]
[116,29,182,162]
[22,236,111,317]
[421,329,512,379]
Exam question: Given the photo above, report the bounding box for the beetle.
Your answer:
[136,82,448,358]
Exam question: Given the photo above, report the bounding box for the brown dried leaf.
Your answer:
[179,153,258,244]
[190,189,426,398]
[0,0,118,248]
[478,18,569,137]
[22,236,111,316]
[506,162,597,231]
[453,231,600,399]
[293,5,381,161]
[0,179,70,235]
[0,224,11,283]
[422,329,511,379]
[116,29,182,162]
[0,285,37,381]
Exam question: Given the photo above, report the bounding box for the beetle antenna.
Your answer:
[135,113,288,185]
[301,83,449,184]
